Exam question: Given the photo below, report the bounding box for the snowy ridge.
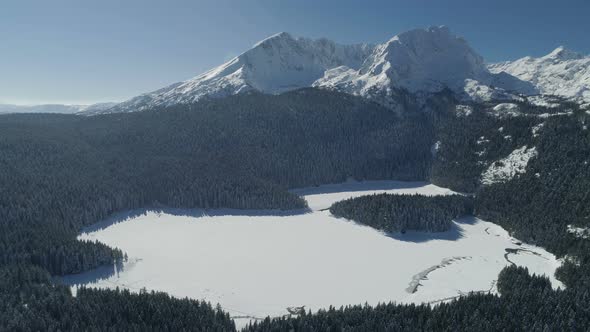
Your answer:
[91,27,539,114]
[489,46,590,102]
[490,103,521,118]
[100,33,373,114]
[314,26,535,104]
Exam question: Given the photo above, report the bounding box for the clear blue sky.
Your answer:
[2,0,588,105]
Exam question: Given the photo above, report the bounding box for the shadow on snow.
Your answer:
[384,216,477,243]
[56,260,124,287]
[80,207,312,234]
[290,180,431,196]
[384,221,465,243]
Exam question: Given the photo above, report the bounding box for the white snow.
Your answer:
[431,141,441,156]
[481,146,538,185]
[97,33,373,114]
[567,225,590,239]
[525,95,562,108]
[491,103,521,118]
[64,181,561,328]
[462,79,520,102]
[532,123,545,137]
[454,105,473,117]
[489,46,590,103]
[313,27,534,105]
[289,180,457,211]
[477,136,489,145]
[537,111,573,118]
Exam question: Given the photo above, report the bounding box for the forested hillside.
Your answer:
[0,88,432,276]
[429,99,590,289]
[330,194,472,233]
[0,265,236,331]
[474,109,590,290]
[246,96,590,331]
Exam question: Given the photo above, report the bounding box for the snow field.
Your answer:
[68,181,562,328]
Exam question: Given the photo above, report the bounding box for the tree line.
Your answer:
[0,264,236,331]
[244,265,590,331]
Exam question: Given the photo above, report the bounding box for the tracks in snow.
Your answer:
[504,248,548,266]
[406,256,471,294]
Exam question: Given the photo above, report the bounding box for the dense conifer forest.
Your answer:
[2,88,590,330]
[0,265,236,331]
[330,194,472,233]
[0,89,431,276]
[430,99,590,290]
[244,266,590,331]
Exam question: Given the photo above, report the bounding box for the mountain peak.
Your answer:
[544,46,584,61]
[253,32,295,47]
[95,27,541,114]
[386,25,453,44]
[365,26,489,93]
[488,45,590,102]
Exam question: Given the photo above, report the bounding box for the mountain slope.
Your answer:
[489,46,590,102]
[314,26,536,107]
[100,33,373,114]
[92,27,536,114]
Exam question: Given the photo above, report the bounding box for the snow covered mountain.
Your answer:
[0,102,116,114]
[489,46,590,102]
[98,33,373,114]
[92,26,537,114]
[314,26,535,108]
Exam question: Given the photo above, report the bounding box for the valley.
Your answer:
[63,181,561,328]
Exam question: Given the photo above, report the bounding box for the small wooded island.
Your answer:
[329,193,473,233]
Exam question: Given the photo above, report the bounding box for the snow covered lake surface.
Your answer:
[64,180,562,328]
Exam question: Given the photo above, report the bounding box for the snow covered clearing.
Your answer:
[481,146,537,185]
[567,225,590,239]
[454,105,473,117]
[64,181,561,328]
[532,122,545,137]
[525,95,562,108]
[537,111,573,118]
[491,103,521,118]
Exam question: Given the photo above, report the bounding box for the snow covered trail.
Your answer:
[63,180,562,329]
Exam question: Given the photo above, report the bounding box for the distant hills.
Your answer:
[0,102,116,114]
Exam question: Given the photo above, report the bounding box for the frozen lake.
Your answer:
[64,181,562,327]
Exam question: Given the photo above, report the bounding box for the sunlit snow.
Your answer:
[489,47,590,103]
[481,146,537,185]
[64,181,561,328]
